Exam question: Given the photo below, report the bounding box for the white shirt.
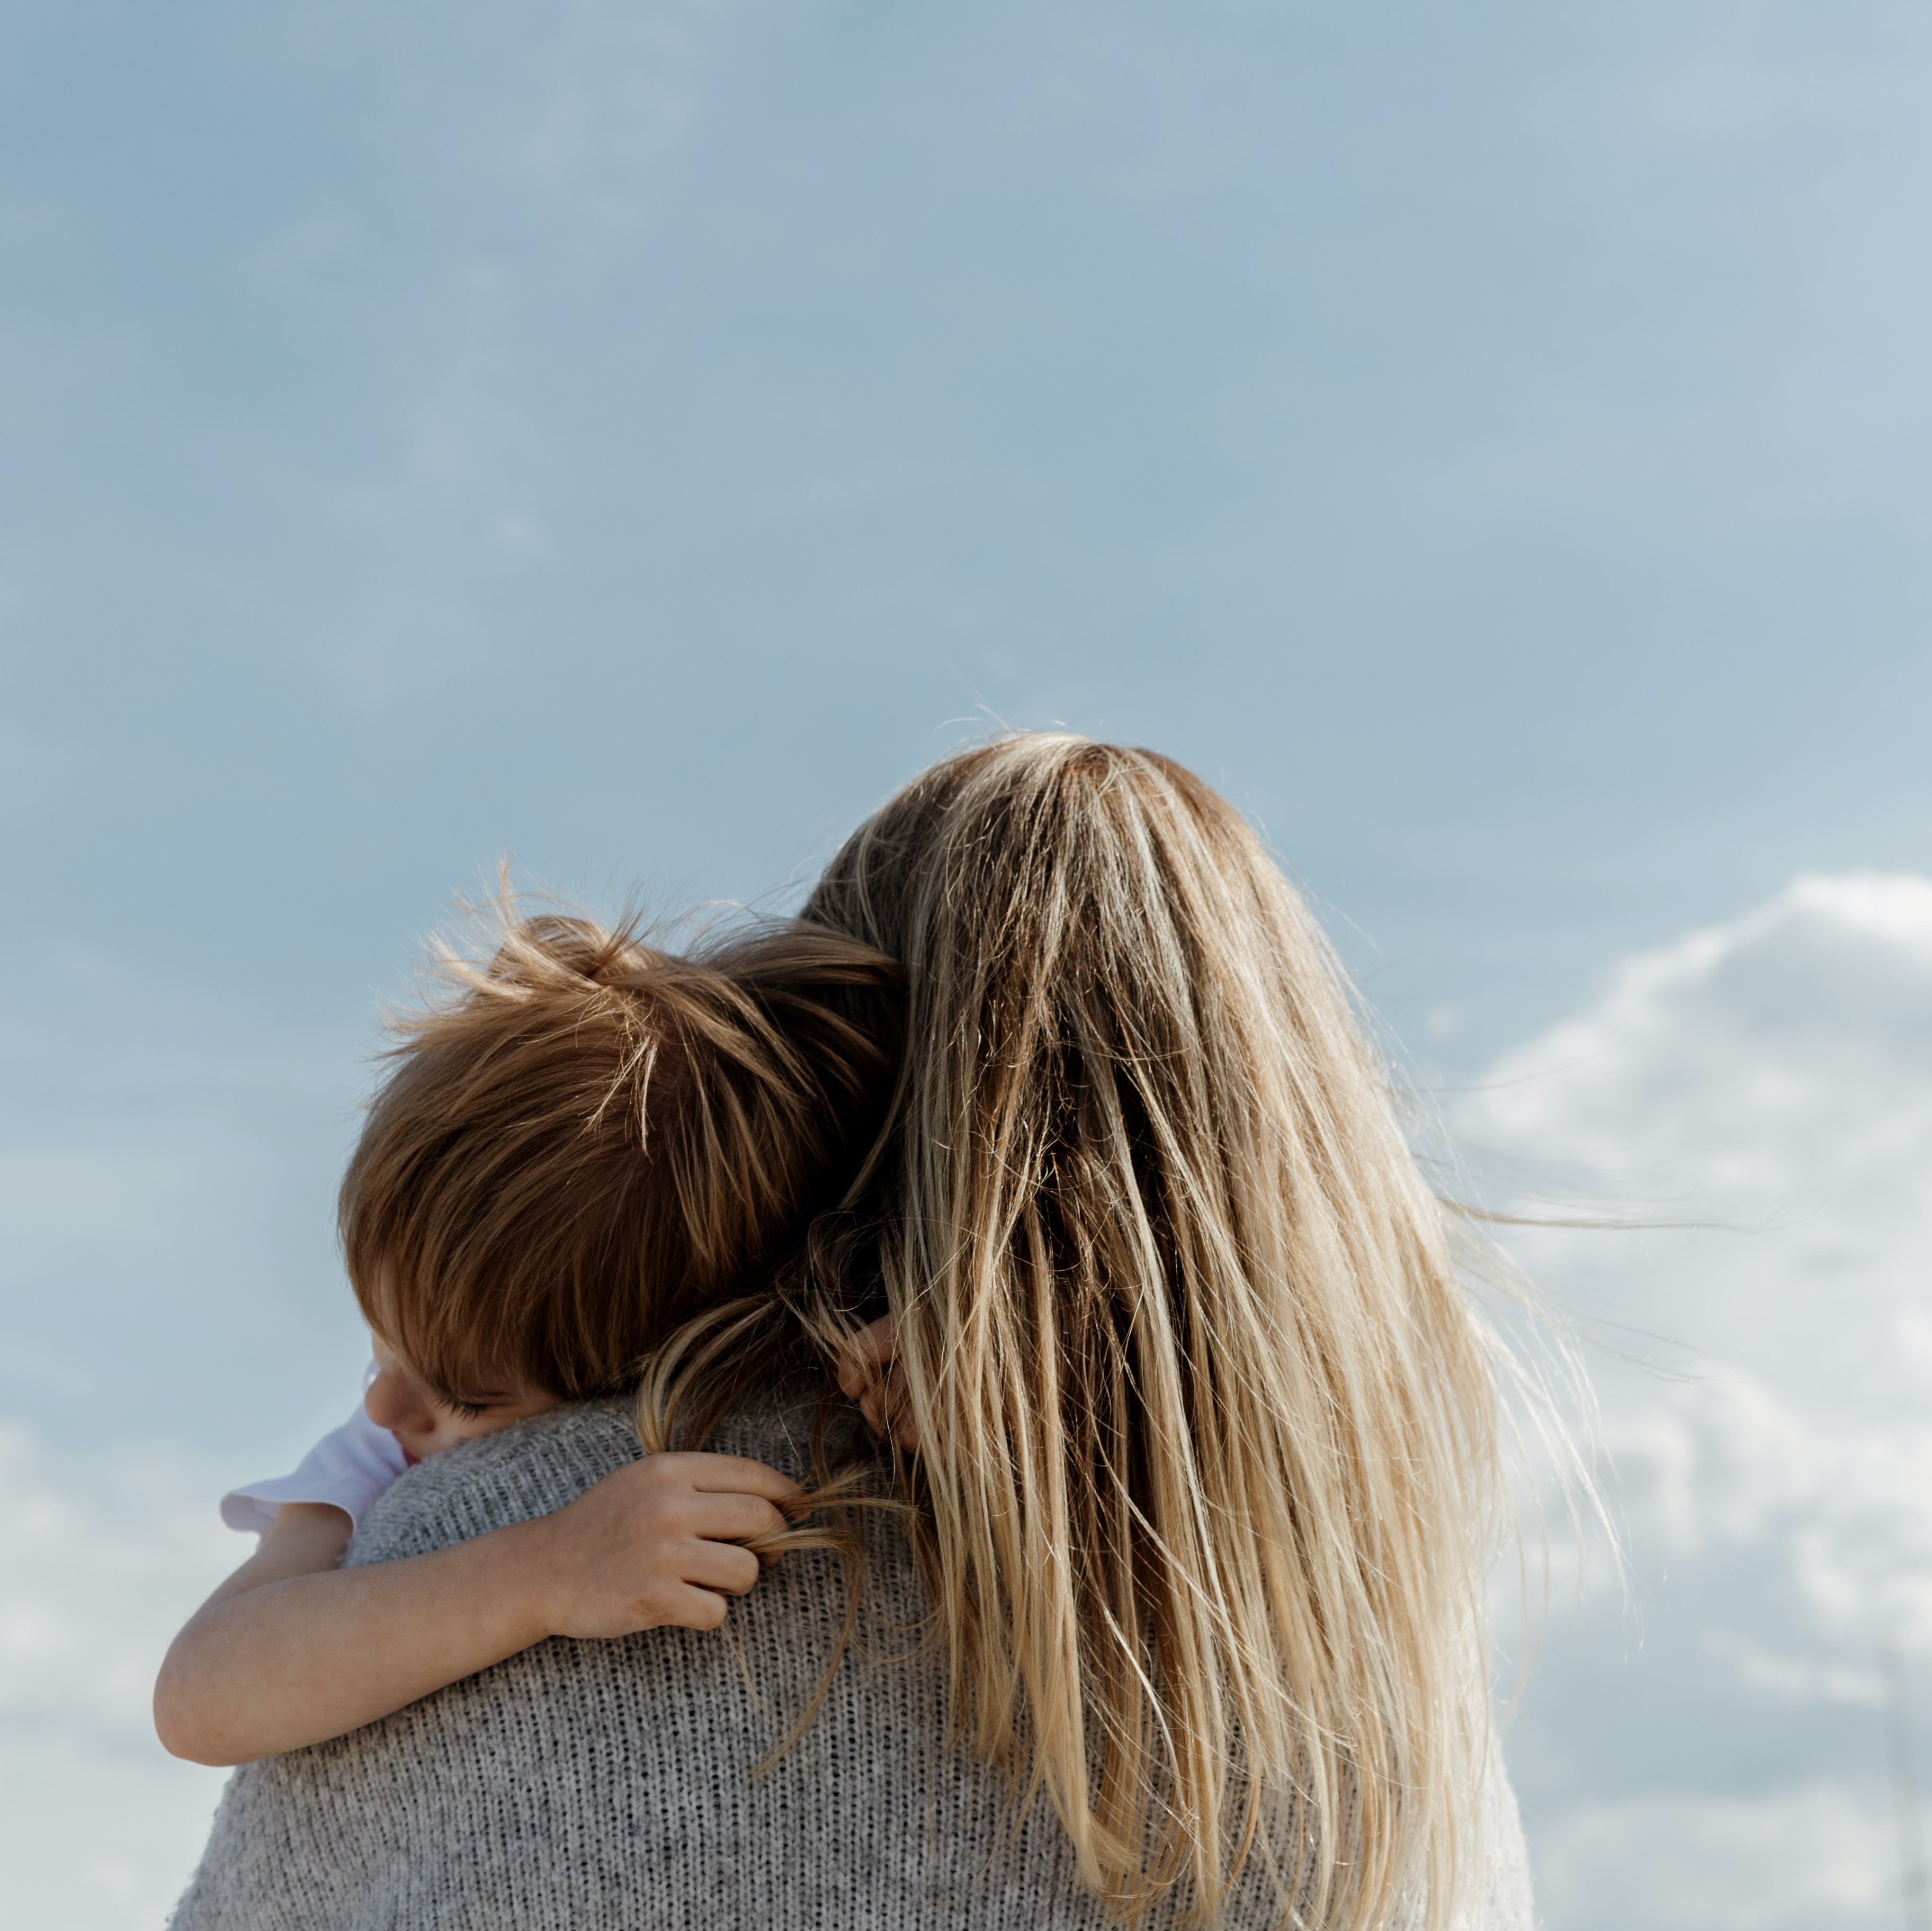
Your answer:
[220,1367,410,1534]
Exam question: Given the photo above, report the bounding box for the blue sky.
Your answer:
[4,3,1932,1923]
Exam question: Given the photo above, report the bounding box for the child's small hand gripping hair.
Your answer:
[523,1452,807,1638]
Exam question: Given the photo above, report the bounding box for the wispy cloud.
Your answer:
[1466,875,1932,1926]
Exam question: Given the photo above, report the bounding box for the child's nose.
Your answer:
[364,1362,434,1433]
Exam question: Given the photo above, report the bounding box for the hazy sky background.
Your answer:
[3,2,1931,1924]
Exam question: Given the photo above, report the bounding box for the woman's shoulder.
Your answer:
[690,1371,853,1481]
[345,1397,640,1567]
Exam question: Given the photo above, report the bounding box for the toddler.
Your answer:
[154,903,898,1766]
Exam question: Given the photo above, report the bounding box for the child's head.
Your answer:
[362,1338,562,1463]
[339,899,900,1408]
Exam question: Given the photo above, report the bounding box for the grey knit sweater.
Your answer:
[172,1386,1534,1930]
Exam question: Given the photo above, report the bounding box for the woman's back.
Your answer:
[171,1386,1534,1931]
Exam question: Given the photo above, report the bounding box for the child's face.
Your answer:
[364,1338,562,1465]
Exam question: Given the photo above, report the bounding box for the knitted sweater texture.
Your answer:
[172,1387,1535,1931]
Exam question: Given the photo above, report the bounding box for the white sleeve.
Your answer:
[220,1389,410,1536]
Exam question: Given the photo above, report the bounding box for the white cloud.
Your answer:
[0,1423,236,1928]
[1532,1783,1892,1931]
[1464,875,1932,1927]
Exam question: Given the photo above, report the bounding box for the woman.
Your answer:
[676,733,1533,1929]
[174,736,1533,1930]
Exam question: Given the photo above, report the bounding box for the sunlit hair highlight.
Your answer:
[646,735,1507,1927]
[339,891,899,1402]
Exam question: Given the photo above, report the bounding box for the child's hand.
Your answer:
[525,1453,806,1639]
[835,1315,921,1452]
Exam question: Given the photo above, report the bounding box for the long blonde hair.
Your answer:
[654,735,1504,1927]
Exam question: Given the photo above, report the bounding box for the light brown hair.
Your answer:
[647,735,1509,1928]
[340,900,900,1402]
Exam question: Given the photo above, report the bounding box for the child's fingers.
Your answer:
[682,1539,762,1597]
[842,1315,922,1450]
[849,1353,920,1452]
[854,1315,897,1373]
[665,1453,808,1510]
[688,1492,792,1544]
[661,1583,731,1631]
[837,1315,897,1402]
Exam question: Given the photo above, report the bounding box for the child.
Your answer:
[154,902,899,1767]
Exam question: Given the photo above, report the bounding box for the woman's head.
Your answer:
[340,900,899,1405]
[791,735,1499,1928]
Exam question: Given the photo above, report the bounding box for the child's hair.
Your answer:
[645,735,1511,1930]
[339,897,900,1402]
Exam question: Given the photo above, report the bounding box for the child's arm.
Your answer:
[153,1452,802,1767]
